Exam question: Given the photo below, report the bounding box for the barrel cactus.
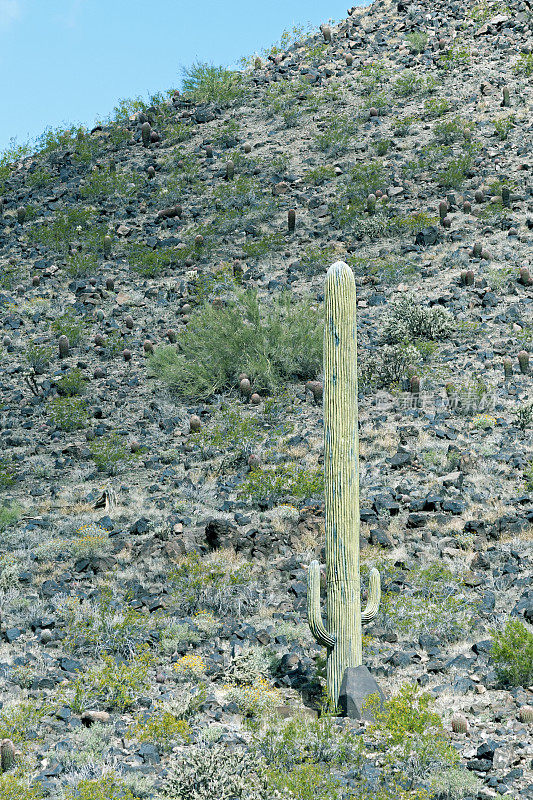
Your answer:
[0,739,15,772]
[307,261,381,707]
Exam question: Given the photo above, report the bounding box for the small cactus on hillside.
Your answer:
[0,739,16,772]
[451,714,469,734]
[58,335,70,358]
[141,121,152,147]
[518,705,533,723]
[288,208,296,232]
[518,351,529,375]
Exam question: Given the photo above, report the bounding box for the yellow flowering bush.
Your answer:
[173,653,206,677]
[224,677,282,717]
[71,522,110,558]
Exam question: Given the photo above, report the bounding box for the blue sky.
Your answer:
[0,0,367,154]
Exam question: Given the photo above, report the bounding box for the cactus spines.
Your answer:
[305,380,323,404]
[451,714,469,734]
[239,377,252,397]
[463,200,471,213]
[503,357,513,379]
[243,143,252,154]
[226,160,234,181]
[307,262,380,707]
[438,200,448,223]
[472,243,482,258]
[205,145,213,159]
[501,186,510,208]
[143,339,154,354]
[474,189,484,204]
[518,267,532,286]
[189,414,202,433]
[346,53,353,66]
[460,268,474,286]
[1,739,16,772]
[17,206,26,225]
[518,705,533,723]
[254,57,262,70]
[141,121,151,147]
[322,25,332,43]
[250,392,261,405]
[518,350,529,375]
[288,208,296,232]
[58,335,70,358]
[502,86,510,107]
[147,166,156,179]
[410,375,420,394]
[366,194,376,214]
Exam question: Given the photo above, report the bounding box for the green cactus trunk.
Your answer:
[308,261,380,707]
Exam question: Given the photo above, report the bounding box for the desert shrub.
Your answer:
[131,704,191,752]
[366,683,459,789]
[433,117,473,144]
[491,619,533,687]
[55,368,88,396]
[394,70,436,97]
[65,251,99,278]
[224,678,283,719]
[126,242,182,278]
[298,243,338,276]
[239,462,323,505]
[515,402,533,431]
[0,502,22,532]
[360,343,421,391]
[47,396,88,431]
[169,552,261,617]
[148,290,322,399]
[268,762,342,800]
[28,208,99,255]
[51,309,87,346]
[0,457,16,488]
[0,699,48,747]
[181,62,246,106]
[377,563,476,642]
[303,165,336,185]
[25,342,53,374]
[0,775,44,800]
[428,768,482,800]
[69,648,153,713]
[423,97,451,118]
[224,644,274,687]
[514,52,533,76]
[437,153,473,188]
[493,114,515,141]
[80,168,140,201]
[255,711,363,772]
[88,432,135,475]
[161,744,270,800]
[405,32,428,53]
[314,115,357,157]
[383,295,454,342]
[62,775,137,800]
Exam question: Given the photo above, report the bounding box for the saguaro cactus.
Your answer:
[307,261,381,707]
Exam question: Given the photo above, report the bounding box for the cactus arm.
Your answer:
[307,560,336,648]
[361,567,381,625]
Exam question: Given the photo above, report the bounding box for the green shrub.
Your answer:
[366,683,459,788]
[126,242,182,278]
[405,32,428,54]
[0,458,16,488]
[377,563,476,642]
[514,52,533,76]
[25,342,52,374]
[438,153,473,188]
[181,62,246,106]
[80,168,140,201]
[65,251,99,278]
[169,552,260,617]
[491,619,533,687]
[161,744,270,800]
[62,775,137,800]
[428,768,482,800]
[239,462,323,504]
[88,432,135,475]
[394,70,436,97]
[313,115,356,157]
[303,165,336,186]
[131,705,191,752]
[0,699,48,746]
[433,117,473,144]
[48,396,88,431]
[28,208,99,255]
[493,115,515,141]
[55,368,88,396]
[268,762,342,800]
[383,295,454,342]
[423,97,452,118]
[360,343,421,391]
[51,309,87,346]
[0,775,44,800]
[0,502,22,532]
[148,290,322,399]
[69,648,153,713]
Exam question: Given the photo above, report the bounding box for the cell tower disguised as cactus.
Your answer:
[307,261,381,707]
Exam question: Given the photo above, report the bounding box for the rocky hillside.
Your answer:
[0,0,532,798]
